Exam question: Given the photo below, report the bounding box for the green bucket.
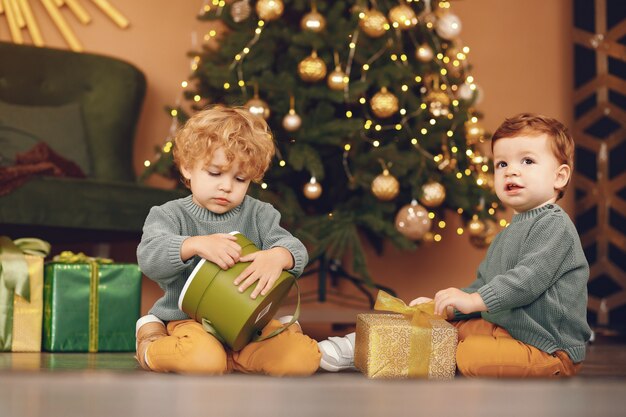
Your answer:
[178,232,295,351]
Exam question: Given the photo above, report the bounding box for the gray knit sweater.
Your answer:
[455,203,591,362]
[137,195,309,321]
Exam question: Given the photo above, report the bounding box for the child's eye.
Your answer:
[495,161,507,169]
[208,171,221,177]
[522,158,534,165]
[236,177,247,183]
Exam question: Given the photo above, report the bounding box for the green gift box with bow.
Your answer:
[0,237,50,352]
[43,252,142,352]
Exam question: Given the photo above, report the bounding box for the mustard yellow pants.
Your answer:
[144,319,320,376]
[452,318,582,378]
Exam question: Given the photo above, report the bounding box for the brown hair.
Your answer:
[491,113,574,199]
[173,105,275,187]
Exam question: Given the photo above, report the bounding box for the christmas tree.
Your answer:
[142,0,502,284]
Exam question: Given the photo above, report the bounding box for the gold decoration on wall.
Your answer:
[0,0,130,52]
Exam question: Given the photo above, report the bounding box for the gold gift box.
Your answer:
[354,313,457,379]
[12,254,44,352]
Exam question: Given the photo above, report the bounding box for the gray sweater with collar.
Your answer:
[137,195,308,321]
[456,203,591,362]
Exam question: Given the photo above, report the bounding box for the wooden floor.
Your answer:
[1,338,625,417]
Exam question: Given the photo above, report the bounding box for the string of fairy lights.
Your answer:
[144,0,509,246]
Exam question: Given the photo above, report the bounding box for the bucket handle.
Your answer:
[201,277,301,346]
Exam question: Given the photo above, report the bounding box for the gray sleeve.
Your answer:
[255,203,309,277]
[136,205,193,285]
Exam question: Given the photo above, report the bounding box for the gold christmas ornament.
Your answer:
[231,0,252,22]
[427,90,451,117]
[435,12,462,40]
[256,0,284,21]
[416,44,434,63]
[301,9,326,32]
[370,87,399,119]
[457,83,474,101]
[244,95,270,120]
[327,66,348,91]
[395,200,432,240]
[419,181,446,208]
[467,215,486,237]
[303,177,322,200]
[282,109,302,131]
[358,9,388,38]
[371,168,400,201]
[298,51,327,82]
[471,152,487,166]
[469,219,497,248]
[388,4,418,30]
[465,119,485,145]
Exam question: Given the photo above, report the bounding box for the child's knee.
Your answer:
[268,334,321,376]
[455,337,484,377]
[148,331,228,374]
[177,336,228,374]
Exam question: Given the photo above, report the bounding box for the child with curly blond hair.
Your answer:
[136,106,320,376]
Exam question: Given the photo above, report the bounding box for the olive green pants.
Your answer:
[453,318,582,378]
[144,319,321,376]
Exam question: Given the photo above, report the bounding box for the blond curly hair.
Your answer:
[173,105,275,186]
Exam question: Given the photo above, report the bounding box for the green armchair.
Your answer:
[0,42,187,243]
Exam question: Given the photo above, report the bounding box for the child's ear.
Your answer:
[180,165,192,180]
[554,163,571,191]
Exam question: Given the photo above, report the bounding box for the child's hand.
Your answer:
[433,287,487,316]
[233,247,293,299]
[182,234,241,269]
[409,297,433,306]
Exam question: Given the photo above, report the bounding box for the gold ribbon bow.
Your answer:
[0,237,50,350]
[374,290,443,378]
[53,251,112,352]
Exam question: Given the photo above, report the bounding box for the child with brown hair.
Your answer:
[136,105,320,376]
[319,113,592,377]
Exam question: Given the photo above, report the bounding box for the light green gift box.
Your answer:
[179,233,295,351]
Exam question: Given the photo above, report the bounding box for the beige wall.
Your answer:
[2,0,573,306]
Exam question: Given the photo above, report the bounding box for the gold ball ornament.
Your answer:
[465,119,485,145]
[301,10,326,32]
[282,109,302,132]
[435,12,462,40]
[467,216,486,237]
[469,219,498,248]
[244,96,270,120]
[327,66,348,91]
[230,0,252,22]
[457,83,474,101]
[395,200,432,240]
[358,9,388,38]
[419,181,446,208]
[371,169,400,201]
[298,51,327,83]
[427,90,451,117]
[370,87,399,119]
[388,4,418,30]
[303,178,322,200]
[416,44,434,63]
[255,0,284,21]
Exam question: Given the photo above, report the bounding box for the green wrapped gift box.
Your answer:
[43,261,141,352]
